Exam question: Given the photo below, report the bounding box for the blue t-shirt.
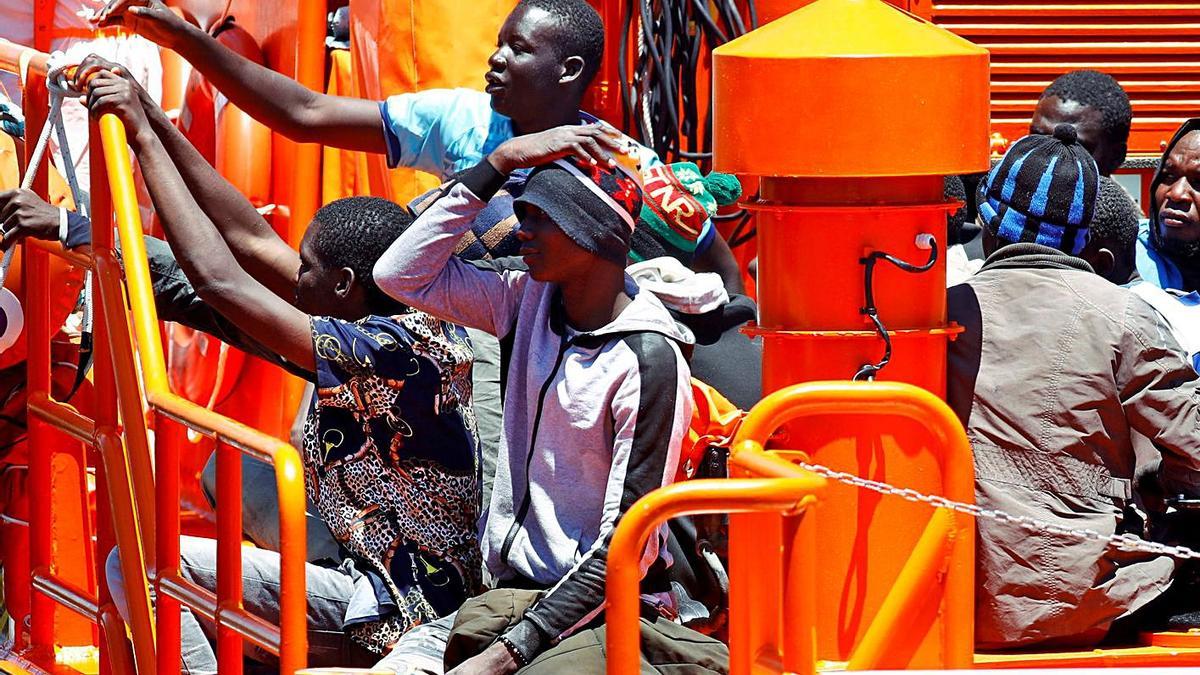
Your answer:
[379,87,715,255]
[1135,218,1187,291]
[304,310,480,651]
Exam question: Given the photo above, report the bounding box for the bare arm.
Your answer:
[75,55,299,299]
[88,69,315,372]
[95,0,385,151]
[692,229,745,295]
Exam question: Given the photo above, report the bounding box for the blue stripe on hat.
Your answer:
[996,203,1029,244]
[1071,228,1088,255]
[1068,157,1086,226]
[1034,221,1066,249]
[1000,147,1036,202]
[1028,155,1059,218]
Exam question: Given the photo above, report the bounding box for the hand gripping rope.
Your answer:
[0,64,95,401]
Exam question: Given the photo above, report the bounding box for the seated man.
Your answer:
[84,69,480,670]
[1137,118,1200,296]
[372,126,727,673]
[948,124,1200,649]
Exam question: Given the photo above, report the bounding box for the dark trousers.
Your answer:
[446,589,729,674]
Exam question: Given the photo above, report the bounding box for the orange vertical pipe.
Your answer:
[289,0,324,246]
[156,419,184,675]
[24,236,52,657]
[274,447,308,674]
[216,439,244,675]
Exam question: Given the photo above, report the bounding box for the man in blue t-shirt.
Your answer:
[89,0,732,267]
[1136,118,1200,296]
[91,0,742,504]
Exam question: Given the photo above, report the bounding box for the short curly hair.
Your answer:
[1041,70,1133,148]
[312,196,412,313]
[519,0,605,87]
[1089,175,1141,250]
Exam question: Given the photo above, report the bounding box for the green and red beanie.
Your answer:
[632,162,742,264]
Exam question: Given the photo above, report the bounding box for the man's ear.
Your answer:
[560,55,585,86]
[335,267,356,298]
[1081,246,1116,281]
[1114,142,1129,172]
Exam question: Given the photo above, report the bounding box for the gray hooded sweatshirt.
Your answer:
[373,161,694,662]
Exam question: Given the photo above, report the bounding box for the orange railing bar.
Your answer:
[30,572,98,619]
[101,111,309,673]
[605,475,827,675]
[729,381,976,670]
[0,36,310,673]
[27,394,95,444]
[92,116,159,674]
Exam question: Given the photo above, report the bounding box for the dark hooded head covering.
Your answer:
[1148,117,1200,253]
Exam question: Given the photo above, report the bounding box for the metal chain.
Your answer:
[798,461,1200,561]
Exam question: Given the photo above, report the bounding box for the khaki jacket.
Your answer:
[947,243,1200,649]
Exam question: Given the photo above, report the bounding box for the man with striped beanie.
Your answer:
[976,124,1098,255]
[948,125,1200,649]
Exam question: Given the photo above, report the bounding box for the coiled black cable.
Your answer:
[617,0,758,169]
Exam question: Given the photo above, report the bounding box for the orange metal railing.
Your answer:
[0,39,310,675]
[605,381,975,675]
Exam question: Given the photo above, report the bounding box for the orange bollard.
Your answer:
[713,0,989,669]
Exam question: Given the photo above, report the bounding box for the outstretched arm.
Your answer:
[88,69,316,373]
[94,0,385,151]
[75,55,299,299]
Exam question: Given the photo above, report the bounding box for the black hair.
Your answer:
[519,0,604,87]
[944,175,971,243]
[1089,175,1141,250]
[1042,70,1133,148]
[312,196,412,313]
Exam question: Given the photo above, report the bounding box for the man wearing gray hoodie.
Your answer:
[373,124,728,674]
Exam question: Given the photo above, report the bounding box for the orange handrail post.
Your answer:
[93,113,159,675]
[605,476,826,675]
[216,439,244,675]
[729,381,976,670]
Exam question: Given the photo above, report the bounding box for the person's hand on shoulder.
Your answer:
[0,189,64,251]
[86,70,153,146]
[93,0,188,49]
[488,123,629,174]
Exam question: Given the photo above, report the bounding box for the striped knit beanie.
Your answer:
[631,162,742,264]
[977,124,1099,255]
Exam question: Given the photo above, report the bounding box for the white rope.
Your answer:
[0,65,93,337]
